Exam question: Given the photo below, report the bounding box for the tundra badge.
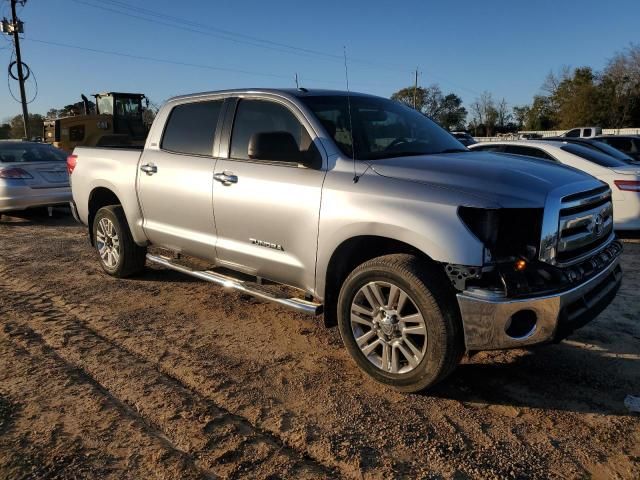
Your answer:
[250,238,284,251]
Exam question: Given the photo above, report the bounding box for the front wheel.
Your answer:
[93,205,146,278]
[337,254,463,392]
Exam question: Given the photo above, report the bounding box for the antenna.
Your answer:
[295,72,299,89]
[343,46,358,183]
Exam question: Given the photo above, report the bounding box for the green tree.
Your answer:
[524,95,555,130]
[552,67,600,128]
[391,85,468,128]
[9,114,45,139]
[599,44,640,128]
[512,105,530,129]
[437,94,467,130]
[0,123,11,139]
[391,84,444,118]
[470,91,498,136]
[46,108,60,119]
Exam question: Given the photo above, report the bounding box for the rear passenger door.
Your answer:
[137,98,224,260]
[211,97,326,292]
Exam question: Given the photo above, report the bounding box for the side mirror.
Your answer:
[248,131,304,163]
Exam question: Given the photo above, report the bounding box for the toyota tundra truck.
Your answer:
[68,89,623,392]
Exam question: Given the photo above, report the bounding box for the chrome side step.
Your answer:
[146,254,323,315]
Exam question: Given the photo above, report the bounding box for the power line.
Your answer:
[26,38,294,80]
[71,0,343,62]
[25,37,412,91]
[70,0,483,96]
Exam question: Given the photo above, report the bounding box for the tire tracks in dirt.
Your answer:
[0,259,625,480]
[0,327,207,480]
[0,266,339,480]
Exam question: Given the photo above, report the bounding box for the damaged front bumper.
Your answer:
[456,242,623,351]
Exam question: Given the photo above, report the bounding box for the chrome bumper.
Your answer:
[456,254,622,351]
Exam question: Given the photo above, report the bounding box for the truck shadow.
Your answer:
[429,341,638,416]
[0,209,77,227]
[134,268,201,283]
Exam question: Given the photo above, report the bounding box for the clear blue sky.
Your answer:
[1,0,639,120]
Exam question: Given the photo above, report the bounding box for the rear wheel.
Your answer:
[337,254,463,392]
[93,205,146,277]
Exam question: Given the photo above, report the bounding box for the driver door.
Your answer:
[212,97,326,292]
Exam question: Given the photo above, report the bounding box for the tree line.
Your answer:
[517,43,640,131]
[391,44,640,136]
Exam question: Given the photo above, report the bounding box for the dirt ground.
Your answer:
[0,210,638,480]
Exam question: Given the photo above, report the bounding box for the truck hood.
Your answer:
[369,151,597,208]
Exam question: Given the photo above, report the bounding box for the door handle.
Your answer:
[214,171,238,185]
[140,163,158,175]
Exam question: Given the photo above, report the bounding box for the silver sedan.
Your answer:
[0,141,71,213]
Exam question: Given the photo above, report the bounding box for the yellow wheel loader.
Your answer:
[43,92,148,152]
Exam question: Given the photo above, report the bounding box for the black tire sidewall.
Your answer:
[338,259,454,391]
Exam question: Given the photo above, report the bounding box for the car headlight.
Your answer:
[458,207,543,262]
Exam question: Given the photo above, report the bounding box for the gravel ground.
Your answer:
[0,210,638,479]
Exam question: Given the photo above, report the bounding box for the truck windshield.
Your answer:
[301,95,466,160]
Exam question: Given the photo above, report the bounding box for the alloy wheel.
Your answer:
[96,217,120,268]
[350,281,427,374]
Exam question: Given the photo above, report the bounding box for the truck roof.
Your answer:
[166,88,376,103]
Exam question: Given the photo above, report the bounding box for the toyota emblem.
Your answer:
[593,212,604,237]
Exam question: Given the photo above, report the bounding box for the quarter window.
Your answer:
[161,100,223,156]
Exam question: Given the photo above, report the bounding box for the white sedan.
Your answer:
[469,140,640,231]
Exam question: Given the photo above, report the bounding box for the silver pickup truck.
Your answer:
[68,88,622,392]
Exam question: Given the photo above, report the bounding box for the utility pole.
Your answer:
[9,0,30,139]
[413,67,418,110]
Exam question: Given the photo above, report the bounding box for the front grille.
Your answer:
[555,186,614,265]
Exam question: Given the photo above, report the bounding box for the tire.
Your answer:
[93,205,147,278]
[337,254,464,393]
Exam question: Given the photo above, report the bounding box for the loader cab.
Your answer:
[43,92,148,152]
[94,92,147,142]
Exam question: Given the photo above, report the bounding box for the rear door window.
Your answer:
[161,100,223,156]
[565,129,580,138]
[582,128,592,137]
[471,144,505,152]
[0,143,67,163]
[504,145,555,161]
[560,143,629,168]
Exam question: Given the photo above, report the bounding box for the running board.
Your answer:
[146,254,323,315]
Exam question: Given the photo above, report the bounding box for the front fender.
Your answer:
[315,167,485,298]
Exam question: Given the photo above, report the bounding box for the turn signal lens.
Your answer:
[0,167,33,179]
[514,259,527,272]
[614,180,640,192]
